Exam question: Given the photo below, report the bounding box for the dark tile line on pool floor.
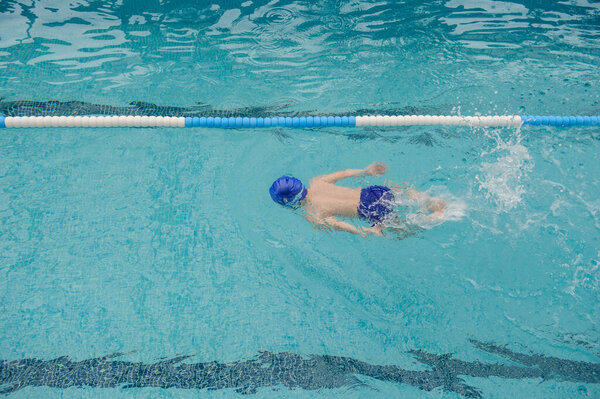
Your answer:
[1,340,598,397]
[0,99,447,118]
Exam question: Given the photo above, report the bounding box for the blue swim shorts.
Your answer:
[357,185,395,224]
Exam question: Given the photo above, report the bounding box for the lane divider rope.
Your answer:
[0,115,599,128]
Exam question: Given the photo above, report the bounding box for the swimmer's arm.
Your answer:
[317,216,381,236]
[324,217,366,235]
[316,162,388,183]
[315,169,366,183]
[304,211,366,235]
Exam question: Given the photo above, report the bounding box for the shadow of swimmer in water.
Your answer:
[1,340,598,397]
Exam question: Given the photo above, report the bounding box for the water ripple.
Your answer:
[263,7,295,24]
[0,0,599,114]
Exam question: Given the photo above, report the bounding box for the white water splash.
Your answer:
[476,128,533,212]
[380,184,466,238]
[429,187,467,222]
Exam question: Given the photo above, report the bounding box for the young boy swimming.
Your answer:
[268,162,446,237]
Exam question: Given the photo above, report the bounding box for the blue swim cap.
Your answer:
[269,176,307,207]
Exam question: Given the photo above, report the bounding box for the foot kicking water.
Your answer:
[268,162,447,237]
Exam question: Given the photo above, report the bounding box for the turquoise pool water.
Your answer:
[1,0,600,397]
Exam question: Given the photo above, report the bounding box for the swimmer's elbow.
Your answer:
[323,216,339,225]
[314,169,356,183]
[312,175,336,184]
[305,212,327,226]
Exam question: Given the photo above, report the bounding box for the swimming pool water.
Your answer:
[1,0,599,398]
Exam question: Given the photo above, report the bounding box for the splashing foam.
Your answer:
[434,190,467,222]
[477,127,533,212]
[380,184,466,238]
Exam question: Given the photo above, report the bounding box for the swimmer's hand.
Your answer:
[364,162,388,177]
[362,225,384,237]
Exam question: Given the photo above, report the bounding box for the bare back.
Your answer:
[304,178,361,218]
[293,163,390,236]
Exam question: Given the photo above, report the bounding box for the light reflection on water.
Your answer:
[0,0,598,113]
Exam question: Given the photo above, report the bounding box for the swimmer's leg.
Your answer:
[404,188,447,214]
[388,187,447,229]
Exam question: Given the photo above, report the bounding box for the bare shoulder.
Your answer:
[309,176,326,185]
[310,176,336,188]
